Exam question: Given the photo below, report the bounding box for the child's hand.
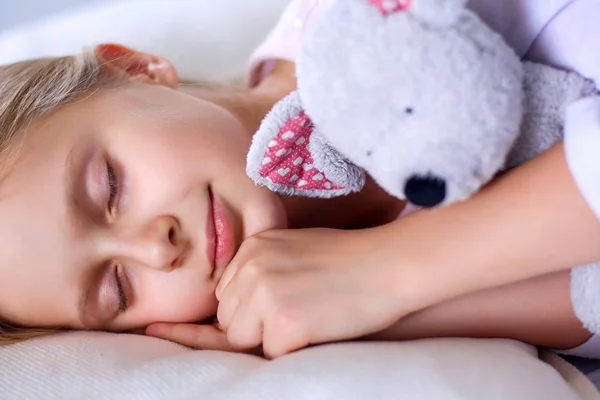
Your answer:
[145,321,264,356]
[213,228,410,359]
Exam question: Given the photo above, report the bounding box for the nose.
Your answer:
[120,216,185,272]
[404,175,447,208]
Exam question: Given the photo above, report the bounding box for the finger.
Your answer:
[217,256,257,329]
[146,323,234,352]
[215,254,242,301]
[217,292,240,330]
[226,298,264,350]
[262,306,310,359]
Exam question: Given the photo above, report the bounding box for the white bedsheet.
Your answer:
[0,332,585,400]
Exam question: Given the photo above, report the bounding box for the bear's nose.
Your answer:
[404,175,447,207]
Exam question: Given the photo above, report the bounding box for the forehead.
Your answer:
[0,101,89,327]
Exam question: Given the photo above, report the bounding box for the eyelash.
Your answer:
[106,161,119,214]
[114,263,128,313]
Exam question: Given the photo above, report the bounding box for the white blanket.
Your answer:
[0,1,596,398]
[0,332,586,400]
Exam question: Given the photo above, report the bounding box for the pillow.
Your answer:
[0,332,586,400]
[0,0,289,83]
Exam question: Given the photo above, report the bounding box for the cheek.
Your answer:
[132,274,218,326]
[188,123,251,178]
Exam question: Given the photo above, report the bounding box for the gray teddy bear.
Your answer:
[246,0,597,208]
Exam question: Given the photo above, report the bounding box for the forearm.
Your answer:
[368,271,591,349]
[378,142,600,310]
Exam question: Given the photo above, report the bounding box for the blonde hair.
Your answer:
[0,51,122,344]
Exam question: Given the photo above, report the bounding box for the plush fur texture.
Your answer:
[507,63,598,168]
[572,264,600,334]
[296,0,526,206]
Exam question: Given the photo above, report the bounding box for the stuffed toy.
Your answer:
[246,0,598,208]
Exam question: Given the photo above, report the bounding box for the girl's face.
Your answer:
[0,79,286,332]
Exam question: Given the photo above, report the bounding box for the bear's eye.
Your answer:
[405,107,414,114]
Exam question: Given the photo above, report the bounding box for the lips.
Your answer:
[206,187,234,276]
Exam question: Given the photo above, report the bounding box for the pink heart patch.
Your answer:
[259,111,343,192]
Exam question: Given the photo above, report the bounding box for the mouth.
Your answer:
[206,186,235,277]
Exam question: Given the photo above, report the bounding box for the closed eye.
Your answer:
[106,160,119,215]
[114,263,128,313]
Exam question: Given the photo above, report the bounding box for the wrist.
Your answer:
[368,212,491,316]
[361,223,442,316]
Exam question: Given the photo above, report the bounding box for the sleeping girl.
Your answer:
[1,0,600,361]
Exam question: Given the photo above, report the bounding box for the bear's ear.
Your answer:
[246,91,365,198]
[369,0,467,27]
[369,0,412,15]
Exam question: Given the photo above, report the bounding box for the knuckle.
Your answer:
[227,329,254,351]
[255,275,279,301]
[226,329,241,348]
[263,325,305,359]
[243,261,264,280]
[272,306,303,335]
[227,333,244,350]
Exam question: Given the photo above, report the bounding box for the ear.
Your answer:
[94,43,178,88]
[246,91,365,198]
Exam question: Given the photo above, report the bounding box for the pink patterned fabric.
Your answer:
[369,0,412,15]
[259,112,343,191]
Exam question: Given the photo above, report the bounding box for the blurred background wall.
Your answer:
[1,0,117,32]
